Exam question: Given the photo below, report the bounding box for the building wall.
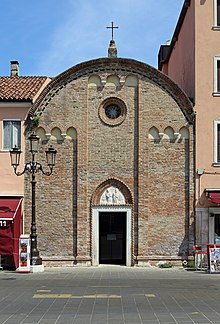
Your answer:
[162,2,195,101]
[24,59,194,266]
[195,0,220,207]
[0,104,30,195]
[159,0,220,245]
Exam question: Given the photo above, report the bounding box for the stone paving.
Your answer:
[1,266,220,324]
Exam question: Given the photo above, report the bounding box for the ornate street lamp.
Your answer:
[10,133,57,266]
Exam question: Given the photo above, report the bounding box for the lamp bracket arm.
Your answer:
[38,164,53,176]
[13,164,28,176]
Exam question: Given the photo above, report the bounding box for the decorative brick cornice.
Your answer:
[29,58,194,124]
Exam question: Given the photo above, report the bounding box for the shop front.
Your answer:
[0,197,22,269]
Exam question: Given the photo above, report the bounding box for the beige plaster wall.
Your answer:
[195,1,220,207]
[162,1,220,209]
[164,2,195,101]
[0,104,30,195]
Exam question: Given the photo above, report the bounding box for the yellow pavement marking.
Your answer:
[145,294,156,297]
[33,293,121,299]
[90,286,130,288]
[82,294,121,299]
[36,290,51,292]
[30,278,68,280]
[33,294,72,299]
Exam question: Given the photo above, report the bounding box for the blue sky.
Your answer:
[0,0,184,77]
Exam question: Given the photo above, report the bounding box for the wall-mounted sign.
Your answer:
[18,235,30,273]
[209,247,220,273]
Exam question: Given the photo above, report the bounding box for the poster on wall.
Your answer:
[18,235,30,273]
[209,247,220,273]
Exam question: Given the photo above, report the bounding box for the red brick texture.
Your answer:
[24,58,195,266]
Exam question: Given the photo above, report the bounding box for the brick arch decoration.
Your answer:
[27,58,195,125]
[91,178,133,206]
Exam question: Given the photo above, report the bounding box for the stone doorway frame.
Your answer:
[92,206,132,266]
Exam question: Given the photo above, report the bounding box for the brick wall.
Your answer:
[24,58,194,266]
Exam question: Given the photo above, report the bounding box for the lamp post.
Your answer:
[10,133,57,266]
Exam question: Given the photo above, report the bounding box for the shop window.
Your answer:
[214,0,220,27]
[214,120,220,163]
[3,120,21,150]
[214,56,220,93]
[215,215,220,244]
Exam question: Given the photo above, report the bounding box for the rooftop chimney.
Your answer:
[10,61,19,76]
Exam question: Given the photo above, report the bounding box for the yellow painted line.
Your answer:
[33,294,72,299]
[82,294,121,299]
[36,290,51,292]
[33,293,121,299]
[30,278,68,281]
[145,294,156,297]
[90,286,130,288]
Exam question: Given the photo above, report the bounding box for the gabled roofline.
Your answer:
[158,0,191,70]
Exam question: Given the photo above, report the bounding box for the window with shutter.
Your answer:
[3,121,21,150]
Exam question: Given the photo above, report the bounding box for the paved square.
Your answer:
[1,266,220,323]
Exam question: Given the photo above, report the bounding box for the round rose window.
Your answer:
[99,98,127,126]
[105,105,121,119]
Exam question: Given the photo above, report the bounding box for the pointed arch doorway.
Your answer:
[91,182,132,266]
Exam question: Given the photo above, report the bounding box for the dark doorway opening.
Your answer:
[99,212,126,265]
[215,214,220,244]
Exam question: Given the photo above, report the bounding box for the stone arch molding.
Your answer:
[148,126,189,141]
[91,178,133,266]
[36,126,77,142]
[29,58,194,124]
[92,178,133,206]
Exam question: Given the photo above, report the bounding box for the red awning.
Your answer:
[0,198,22,268]
[0,223,13,255]
[209,193,220,204]
[0,198,22,220]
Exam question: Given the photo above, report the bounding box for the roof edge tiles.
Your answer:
[0,76,50,102]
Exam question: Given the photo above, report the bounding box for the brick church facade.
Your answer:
[24,57,195,267]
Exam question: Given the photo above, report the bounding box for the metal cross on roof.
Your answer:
[106,21,118,41]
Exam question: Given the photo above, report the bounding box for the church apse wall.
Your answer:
[24,58,195,267]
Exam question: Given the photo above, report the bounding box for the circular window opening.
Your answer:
[105,105,121,119]
[99,98,127,126]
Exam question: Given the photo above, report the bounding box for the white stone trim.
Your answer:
[30,265,44,273]
[214,56,220,93]
[214,120,220,163]
[214,0,220,27]
[92,206,132,266]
